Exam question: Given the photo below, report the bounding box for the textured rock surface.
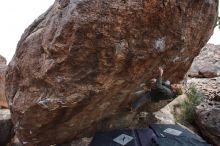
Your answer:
[0,55,8,108]
[153,94,187,124]
[187,77,220,100]
[188,44,220,78]
[155,43,220,146]
[196,99,220,146]
[6,0,218,145]
[0,54,7,65]
[186,77,220,146]
[186,44,220,146]
[60,138,92,146]
[0,109,13,146]
[7,135,23,146]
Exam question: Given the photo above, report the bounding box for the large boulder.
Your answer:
[188,44,220,78]
[0,55,8,108]
[6,0,218,145]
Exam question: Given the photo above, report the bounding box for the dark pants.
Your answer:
[132,91,152,110]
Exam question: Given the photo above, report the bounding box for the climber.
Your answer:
[131,67,182,111]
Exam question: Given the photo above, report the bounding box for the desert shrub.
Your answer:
[177,84,205,124]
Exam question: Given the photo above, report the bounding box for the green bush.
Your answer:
[177,84,205,124]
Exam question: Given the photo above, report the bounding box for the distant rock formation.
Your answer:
[0,55,8,108]
[0,55,7,65]
[187,44,220,146]
[188,44,220,78]
[6,0,218,145]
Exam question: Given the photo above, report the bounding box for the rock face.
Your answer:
[188,44,220,78]
[0,55,8,108]
[6,0,218,145]
[0,54,7,65]
[196,98,220,146]
[0,109,13,146]
[187,77,220,146]
[186,44,220,146]
[153,94,187,124]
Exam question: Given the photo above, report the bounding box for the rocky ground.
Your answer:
[186,77,220,146]
[186,44,220,146]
